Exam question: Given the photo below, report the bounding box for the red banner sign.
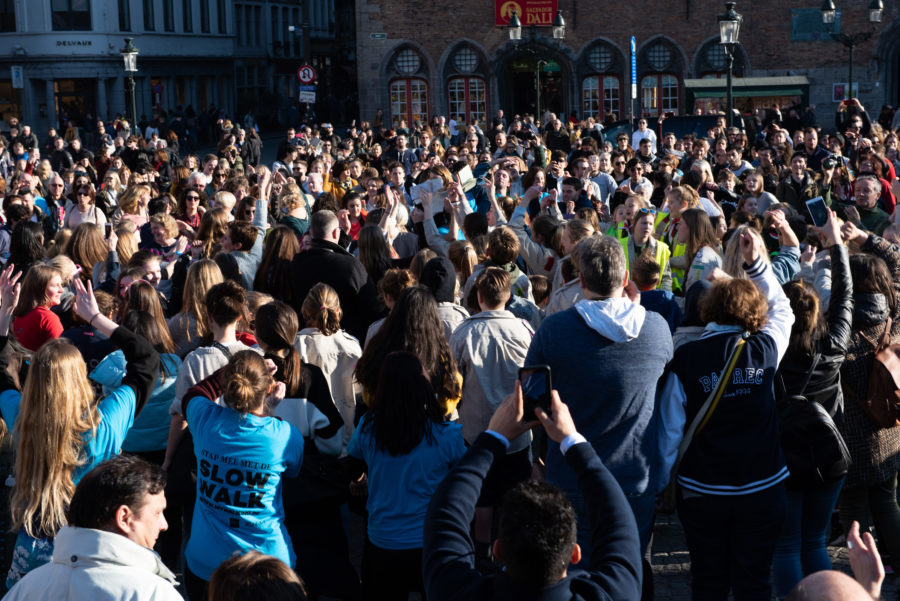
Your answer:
[495,0,558,26]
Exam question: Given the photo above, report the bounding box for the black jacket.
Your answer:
[776,244,853,420]
[423,433,642,601]
[290,238,383,341]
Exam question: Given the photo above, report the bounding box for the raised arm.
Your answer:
[817,209,853,354]
[74,278,159,415]
[740,232,794,363]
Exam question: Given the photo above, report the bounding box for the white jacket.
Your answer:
[294,328,362,450]
[4,526,181,601]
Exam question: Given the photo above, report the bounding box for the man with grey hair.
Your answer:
[290,210,381,341]
[524,234,673,571]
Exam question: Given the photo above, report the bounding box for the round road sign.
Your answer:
[297,64,317,84]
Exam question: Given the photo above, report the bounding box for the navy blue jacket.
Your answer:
[423,433,642,601]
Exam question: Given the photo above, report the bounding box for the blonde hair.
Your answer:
[448,240,478,287]
[301,283,342,336]
[279,192,307,213]
[11,339,98,538]
[723,225,770,278]
[118,184,151,215]
[116,221,139,265]
[178,259,224,342]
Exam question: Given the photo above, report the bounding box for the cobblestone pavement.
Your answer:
[651,512,898,600]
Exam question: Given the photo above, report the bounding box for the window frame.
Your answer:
[640,73,680,117]
[447,76,487,126]
[389,78,430,128]
[51,0,91,31]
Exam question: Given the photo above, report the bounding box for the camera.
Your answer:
[822,156,839,170]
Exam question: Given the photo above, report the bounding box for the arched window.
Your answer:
[639,40,683,116]
[580,41,623,121]
[389,48,429,127]
[694,38,747,78]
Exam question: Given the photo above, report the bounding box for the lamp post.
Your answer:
[821,0,883,99]
[717,2,742,129]
[507,9,565,125]
[120,38,139,130]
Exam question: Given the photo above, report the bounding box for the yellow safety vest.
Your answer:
[619,237,672,290]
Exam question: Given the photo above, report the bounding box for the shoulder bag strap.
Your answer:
[798,354,821,397]
[673,335,747,475]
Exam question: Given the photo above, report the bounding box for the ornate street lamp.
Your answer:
[717,2,742,128]
[506,9,565,126]
[120,38,139,130]
[821,0,883,99]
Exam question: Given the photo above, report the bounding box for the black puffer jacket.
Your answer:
[776,243,853,419]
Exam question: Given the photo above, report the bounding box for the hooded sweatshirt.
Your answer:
[525,296,673,497]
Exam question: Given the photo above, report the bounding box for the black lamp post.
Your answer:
[507,9,565,125]
[717,2,742,129]
[120,38,139,130]
[821,0,883,99]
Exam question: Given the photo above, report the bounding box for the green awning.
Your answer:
[685,76,809,98]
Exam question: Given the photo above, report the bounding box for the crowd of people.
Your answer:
[0,95,898,600]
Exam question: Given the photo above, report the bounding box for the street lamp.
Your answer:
[120,38,139,130]
[821,0,883,100]
[506,10,565,126]
[717,2,742,129]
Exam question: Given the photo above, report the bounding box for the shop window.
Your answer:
[582,76,620,120]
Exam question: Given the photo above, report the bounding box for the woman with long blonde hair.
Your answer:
[167,259,224,357]
[195,207,231,259]
[2,272,159,587]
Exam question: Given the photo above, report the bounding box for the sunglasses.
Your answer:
[614,161,625,166]
[77,190,91,196]
[186,195,200,201]
[637,207,658,216]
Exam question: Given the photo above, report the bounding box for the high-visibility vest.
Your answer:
[670,242,687,292]
[619,237,672,290]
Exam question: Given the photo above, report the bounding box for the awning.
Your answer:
[685,76,809,98]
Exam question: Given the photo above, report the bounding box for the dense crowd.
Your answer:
[0,96,898,601]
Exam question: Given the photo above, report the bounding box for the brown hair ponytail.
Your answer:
[222,351,271,414]
[255,301,304,396]
[301,283,342,336]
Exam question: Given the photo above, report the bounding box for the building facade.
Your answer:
[0,0,355,134]
[355,0,900,128]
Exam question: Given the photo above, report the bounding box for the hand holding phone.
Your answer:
[519,365,552,419]
[805,196,829,228]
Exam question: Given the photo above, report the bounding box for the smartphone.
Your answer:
[805,196,828,227]
[105,222,113,237]
[519,365,552,418]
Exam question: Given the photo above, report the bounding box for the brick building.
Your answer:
[355,0,900,129]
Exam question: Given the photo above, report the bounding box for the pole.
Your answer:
[847,42,854,99]
[535,59,543,126]
[125,75,137,129]
[725,46,734,128]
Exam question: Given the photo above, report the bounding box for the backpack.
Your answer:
[858,318,900,429]
[777,355,851,486]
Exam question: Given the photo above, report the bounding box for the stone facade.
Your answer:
[356,0,900,128]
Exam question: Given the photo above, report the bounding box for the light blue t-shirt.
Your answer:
[185,397,304,580]
[90,350,182,452]
[0,384,136,483]
[347,416,466,550]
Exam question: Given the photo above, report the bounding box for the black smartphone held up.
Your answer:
[805,196,829,228]
[105,222,113,237]
[519,365,552,419]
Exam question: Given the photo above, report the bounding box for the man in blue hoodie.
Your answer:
[524,235,673,566]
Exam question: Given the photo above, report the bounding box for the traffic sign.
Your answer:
[297,64,316,84]
[298,84,317,92]
[298,91,316,103]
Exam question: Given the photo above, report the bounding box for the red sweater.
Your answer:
[14,306,63,352]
